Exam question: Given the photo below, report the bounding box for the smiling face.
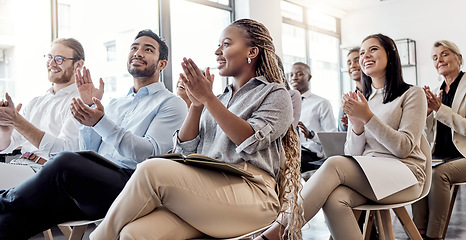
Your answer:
[432,45,462,78]
[215,26,252,77]
[359,37,388,80]
[46,43,78,84]
[347,51,361,81]
[289,63,311,94]
[127,36,161,78]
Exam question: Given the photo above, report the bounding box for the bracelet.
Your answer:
[260,233,270,240]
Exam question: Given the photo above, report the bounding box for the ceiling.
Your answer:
[288,0,389,17]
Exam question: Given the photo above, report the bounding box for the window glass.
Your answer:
[0,0,51,105]
[57,0,159,104]
[281,1,303,22]
[308,31,340,119]
[306,9,337,32]
[170,0,231,94]
[208,0,230,5]
[281,23,306,74]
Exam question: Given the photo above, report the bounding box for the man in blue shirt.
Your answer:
[0,30,188,239]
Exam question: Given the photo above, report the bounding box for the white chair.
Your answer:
[442,182,466,238]
[42,219,103,240]
[328,136,431,240]
[351,136,432,240]
[190,222,273,240]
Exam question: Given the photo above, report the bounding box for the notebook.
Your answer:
[149,153,253,178]
[317,132,347,158]
[0,162,36,189]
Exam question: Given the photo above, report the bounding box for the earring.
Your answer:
[247,57,251,64]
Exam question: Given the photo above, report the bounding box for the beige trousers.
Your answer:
[287,156,423,240]
[412,158,466,238]
[90,158,280,240]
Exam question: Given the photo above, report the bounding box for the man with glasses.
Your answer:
[0,38,87,171]
[0,29,188,239]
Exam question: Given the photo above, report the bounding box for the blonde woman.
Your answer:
[412,40,466,240]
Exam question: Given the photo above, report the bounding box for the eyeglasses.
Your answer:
[45,55,79,65]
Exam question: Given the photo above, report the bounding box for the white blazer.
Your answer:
[425,73,466,157]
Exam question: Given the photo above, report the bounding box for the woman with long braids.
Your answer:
[90,18,303,240]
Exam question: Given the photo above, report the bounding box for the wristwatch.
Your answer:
[309,130,315,138]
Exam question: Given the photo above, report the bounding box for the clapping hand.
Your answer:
[0,93,22,130]
[179,58,215,107]
[70,97,105,127]
[76,66,104,106]
[423,86,442,115]
[342,91,373,134]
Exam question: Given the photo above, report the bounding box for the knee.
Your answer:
[432,167,450,184]
[40,151,79,173]
[134,159,178,182]
[120,225,137,240]
[321,156,349,171]
[322,186,352,214]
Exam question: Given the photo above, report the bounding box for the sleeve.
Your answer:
[425,111,436,145]
[236,87,293,154]
[0,97,34,154]
[344,121,366,155]
[92,97,188,162]
[320,99,337,132]
[364,87,427,158]
[79,124,103,152]
[338,108,348,132]
[38,110,79,156]
[289,89,302,129]
[434,103,466,137]
[173,131,200,156]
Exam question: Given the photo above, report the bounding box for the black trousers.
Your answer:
[0,151,134,240]
[300,149,324,173]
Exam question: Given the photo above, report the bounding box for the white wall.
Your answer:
[341,0,466,88]
[235,0,283,57]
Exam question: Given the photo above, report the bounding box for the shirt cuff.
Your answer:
[38,132,55,153]
[92,115,117,139]
[236,123,273,154]
[173,130,200,154]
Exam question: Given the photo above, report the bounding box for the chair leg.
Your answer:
[442,184,460,239]
[393,206,422,240]
[379,210,395,240]
[363,210,375,240]
[43,229,54,240]
[69,225,88,240]
[374,210,386,240]
[58,226,72,239]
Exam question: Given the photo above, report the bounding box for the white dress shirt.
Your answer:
[299,90,336,158]
[1,83,80,159]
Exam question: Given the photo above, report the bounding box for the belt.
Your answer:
[21,152,47,165]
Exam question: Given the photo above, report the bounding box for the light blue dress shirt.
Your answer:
[79,82,188,169]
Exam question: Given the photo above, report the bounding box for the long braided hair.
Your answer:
[230,18,303,240]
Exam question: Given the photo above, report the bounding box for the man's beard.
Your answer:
[128,62,157,78]
[49,66,74,84]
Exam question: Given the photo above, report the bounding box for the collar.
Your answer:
[368,84,384,100]
[301,89,313,99]
[127,82,165,97]
[48,83,77,96]
[223,75,270,93]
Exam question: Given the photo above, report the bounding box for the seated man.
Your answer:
[0,38,85,171]
[0,29,188,239]
[338,47,363,132]
[289,62,336,172]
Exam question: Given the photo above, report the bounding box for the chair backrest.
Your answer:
[419,135,432,198]
[317,132,346,158]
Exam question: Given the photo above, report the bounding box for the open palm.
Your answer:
[76,67,104,105]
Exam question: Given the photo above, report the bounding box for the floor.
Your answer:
[30,186,466,240]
